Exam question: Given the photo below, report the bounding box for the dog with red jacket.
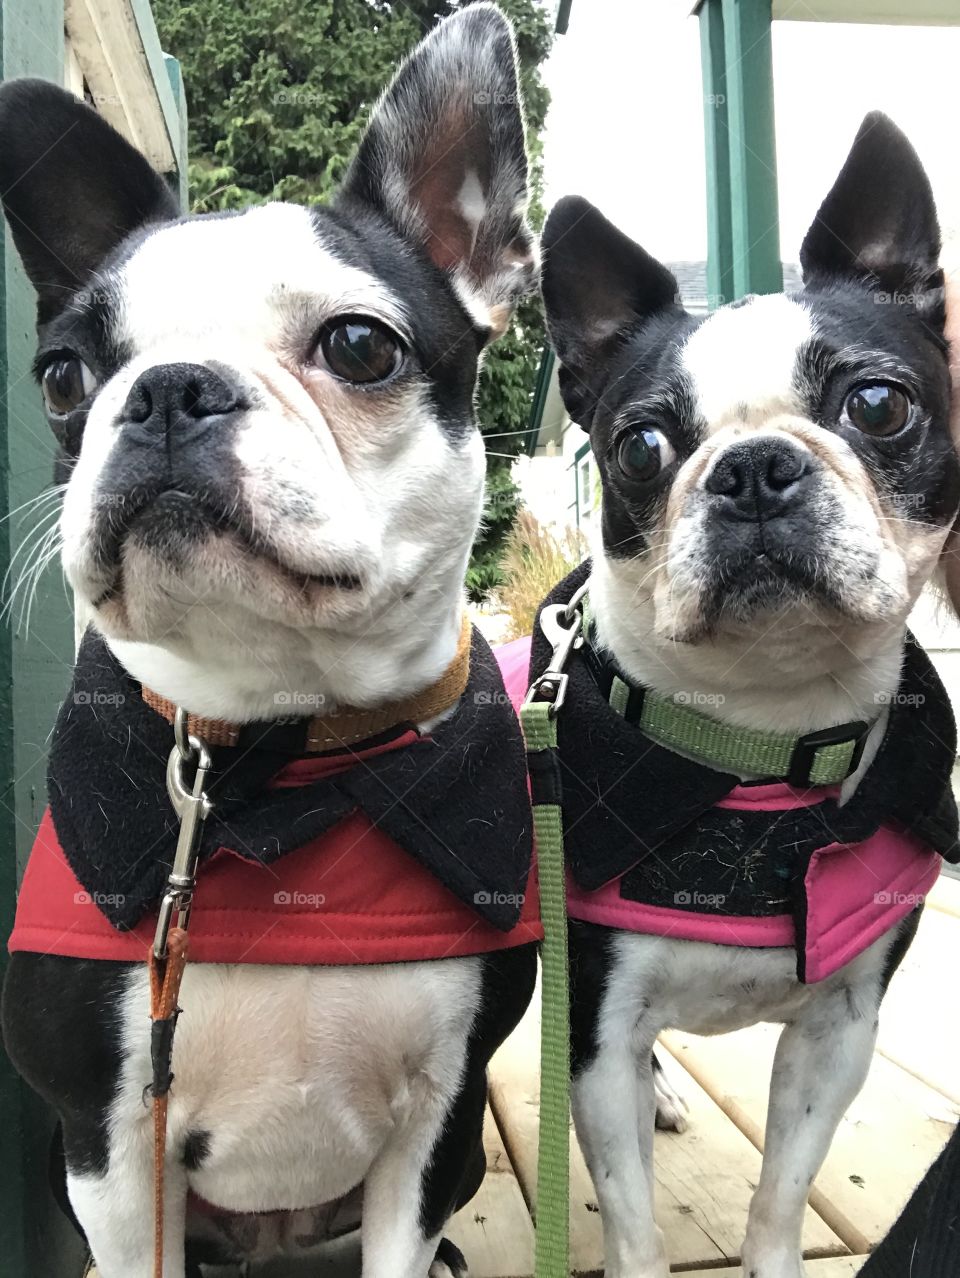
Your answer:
[0,8,542,1275]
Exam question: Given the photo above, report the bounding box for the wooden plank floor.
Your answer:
[89,878,960,1277]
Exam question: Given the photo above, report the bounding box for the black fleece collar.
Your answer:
[49,627,533,932]
[530,562,959,893]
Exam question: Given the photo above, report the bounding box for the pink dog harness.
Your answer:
[501,564,958,983]
[561,780,940,983]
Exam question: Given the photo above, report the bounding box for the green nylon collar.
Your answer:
[581,601,872,788]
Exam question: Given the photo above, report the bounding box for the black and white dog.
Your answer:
[539,117,960,1277]
[0,7,539,1276]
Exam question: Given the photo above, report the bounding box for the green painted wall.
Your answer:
[0,5,185,1274]
[0,1,85,1269]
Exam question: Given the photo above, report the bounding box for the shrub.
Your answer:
[498,512,586,640]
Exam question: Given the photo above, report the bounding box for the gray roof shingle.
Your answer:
[668,261,803,314]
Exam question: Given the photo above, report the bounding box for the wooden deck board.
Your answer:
[681,1260,868,1278]
[927,873,960,919]
[446,1108,536,1278]
[663,1024,956,1253]
[490,997,845,1275]
[877,899,960,1104]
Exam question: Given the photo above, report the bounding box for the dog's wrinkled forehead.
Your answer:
[115,205,409,353]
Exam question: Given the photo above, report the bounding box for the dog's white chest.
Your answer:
[116,958,482,1212]
[605,931,892,1037]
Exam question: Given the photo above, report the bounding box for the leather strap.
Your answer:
[149,928,189,1278]
[141,616,473,751]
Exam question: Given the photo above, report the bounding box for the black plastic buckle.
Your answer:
[787,720,870,788]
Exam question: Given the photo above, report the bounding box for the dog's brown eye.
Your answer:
[845,383,911,437]
[318,318,404,385]
[617,427,675,483]
[41,356,96,417]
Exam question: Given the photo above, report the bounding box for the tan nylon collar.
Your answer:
[140,616,472,751]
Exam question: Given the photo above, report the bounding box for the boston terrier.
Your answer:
[0,7,541,1276]
[537,114,960,1278]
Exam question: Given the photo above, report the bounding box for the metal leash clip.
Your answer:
[153,708,214,959]
[523,581,589,718]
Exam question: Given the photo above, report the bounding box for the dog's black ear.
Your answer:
[800,112,941,312]
[541,196,680,428]
[338,4,534,340]
[0,79,179,324]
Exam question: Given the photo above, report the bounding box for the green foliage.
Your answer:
[153,0,553,598]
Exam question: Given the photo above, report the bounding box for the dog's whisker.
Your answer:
[4,516,64,635]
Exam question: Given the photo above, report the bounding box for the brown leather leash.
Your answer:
[143,623,474,1278]
[149,927,189,1278]
[149,707,212,1278]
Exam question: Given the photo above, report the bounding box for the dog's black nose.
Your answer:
[705,437,812,520]
[122,363,242,439]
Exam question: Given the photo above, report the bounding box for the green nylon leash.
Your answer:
[523,698,569,1278]
[518,582,872,1277]
[521,592,586,1278]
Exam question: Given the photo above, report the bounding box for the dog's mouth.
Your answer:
[702,546,844,628]
[90,488,363,606]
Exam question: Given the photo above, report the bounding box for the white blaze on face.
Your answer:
[680,294,814,431]
[116,202,409,355]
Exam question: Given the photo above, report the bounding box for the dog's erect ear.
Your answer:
[338,4,534,340]
[800,112,941,313]
[541,196,680,428]
[0,79,179,324]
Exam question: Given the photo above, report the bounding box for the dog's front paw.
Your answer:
[429,1237,467,1278]
[739,1246,806,1278]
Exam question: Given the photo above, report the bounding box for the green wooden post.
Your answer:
[699,0,734,309]
[164,53,190,209]
[0,5,87,1274]
[720,0,782,296]
[0,8,187,1276]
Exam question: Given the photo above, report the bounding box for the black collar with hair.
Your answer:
[49,627,533,932]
